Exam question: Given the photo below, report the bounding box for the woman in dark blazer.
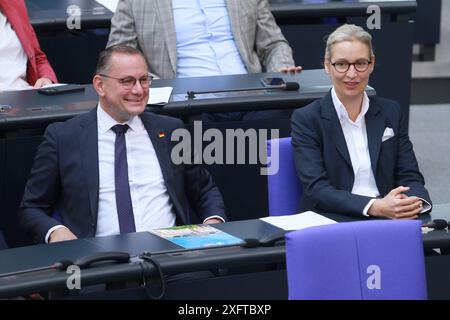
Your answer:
[291,24,431,219]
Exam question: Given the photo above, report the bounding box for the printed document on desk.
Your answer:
[148,87,173,105]
[150,225,243,249]
[260,211,337,231]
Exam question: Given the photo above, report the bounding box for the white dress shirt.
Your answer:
[95,105,176,236]
[331,88,379,216]
[0,10,31,91]
[172,0,247,77]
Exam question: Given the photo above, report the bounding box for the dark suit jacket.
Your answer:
[0,0,57,85]
[291,91,431,217]
[19,108,226,243]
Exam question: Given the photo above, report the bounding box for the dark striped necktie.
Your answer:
[111,124,136,233]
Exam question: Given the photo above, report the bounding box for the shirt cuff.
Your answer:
[45,225,67,243]
[363,199,377,217]
[203,215,225,224]
[418,197,432,213]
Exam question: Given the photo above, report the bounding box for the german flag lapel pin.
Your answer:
[158,132,165,138]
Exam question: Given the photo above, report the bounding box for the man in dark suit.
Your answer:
[19,45,225,244]
[291,24,431,219]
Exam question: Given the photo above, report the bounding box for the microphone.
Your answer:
[239,232,287,248]
[73,251,130,269]
[0,260,73,278]
[241,238,261,248]
[0,251,131,278]
[422,219,448,230]
[257,231,286,247]
[187,82,300,98]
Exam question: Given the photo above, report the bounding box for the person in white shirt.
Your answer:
[107,0,301,80]
[19,45,225,244]
[0,0,57,91]
[291,24,432,219]
[107,0,301,122]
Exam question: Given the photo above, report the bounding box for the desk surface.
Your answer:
[0,219,285,298]
[0,70,344,130]
[0,207,449,298]
[0,219,282,275]
[270,0,416,18]
[1,206,447,274]
[26,0,417,30]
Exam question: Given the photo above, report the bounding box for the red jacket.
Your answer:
[0,0,57,85]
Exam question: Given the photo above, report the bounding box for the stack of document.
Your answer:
[260,211,337,231]
[148,87,173,106]
[95,0,119,12]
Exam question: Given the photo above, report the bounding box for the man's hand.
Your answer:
[368,186,423,219]
[280,66,302,73]
[33,77,54,88]
[49,227,78,243]
[203,218,223,225]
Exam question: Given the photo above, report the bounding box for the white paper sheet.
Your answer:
[95,0,119,12]
[148,87,173,105]
[260,211,337,231]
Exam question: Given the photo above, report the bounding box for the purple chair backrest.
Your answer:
[267,137,303,216]
[285,220,427,300]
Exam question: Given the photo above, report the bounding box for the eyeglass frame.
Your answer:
[328,59,372,73]
[98,72,154,89]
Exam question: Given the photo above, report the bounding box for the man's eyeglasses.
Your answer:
[99,73,153,89]
[330,59,372,73]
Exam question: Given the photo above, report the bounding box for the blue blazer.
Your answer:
[291,91,431,217]
[19,108,226,243]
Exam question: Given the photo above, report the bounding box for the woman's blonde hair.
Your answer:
[324,24,374,61]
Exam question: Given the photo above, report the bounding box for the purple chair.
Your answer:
[285,220,427,300]
[266,137,303,216]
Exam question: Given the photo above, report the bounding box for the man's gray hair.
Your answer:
[325,24,374,60]
[95,45,148,75]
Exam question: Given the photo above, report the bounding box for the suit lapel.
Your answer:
[142,113,189,223]
[365,99,385,176]
[226,0,247,66]
[79,109,100,222]
[321,92,352,169]
[140,113,175,189]
[155,0,177,75]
